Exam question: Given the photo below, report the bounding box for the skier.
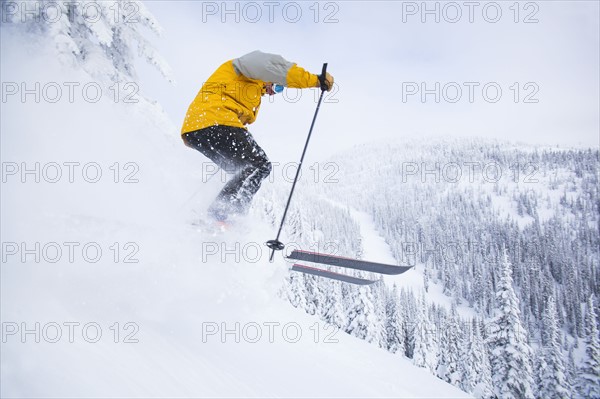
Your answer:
[181,50,334,223]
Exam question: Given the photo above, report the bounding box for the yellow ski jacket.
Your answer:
[181,51,320,134]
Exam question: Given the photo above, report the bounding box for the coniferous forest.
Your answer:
[256,139,600,398]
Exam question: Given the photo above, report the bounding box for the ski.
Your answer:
[291,264,378,285]
[287,250,412,275]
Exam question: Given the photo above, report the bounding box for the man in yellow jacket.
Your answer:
[182,50,334,222]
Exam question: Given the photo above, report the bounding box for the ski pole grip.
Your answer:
[319,63,328,91]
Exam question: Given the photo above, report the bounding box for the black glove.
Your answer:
[318,72,334,91]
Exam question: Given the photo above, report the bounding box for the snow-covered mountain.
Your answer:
[265,137,599,398]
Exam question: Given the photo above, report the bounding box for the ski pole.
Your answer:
[266,63,328,262]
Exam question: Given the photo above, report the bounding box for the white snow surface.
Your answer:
[0,27,470,398]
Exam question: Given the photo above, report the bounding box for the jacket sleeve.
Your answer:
[232,50,319,88]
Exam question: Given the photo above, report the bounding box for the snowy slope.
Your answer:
[2,224,470,398]
[0,27,470,398]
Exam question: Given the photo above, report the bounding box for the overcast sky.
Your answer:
[138,1,599,161]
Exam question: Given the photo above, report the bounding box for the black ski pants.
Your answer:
[182,125,272,221]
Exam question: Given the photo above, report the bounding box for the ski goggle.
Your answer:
[265,83,284,96]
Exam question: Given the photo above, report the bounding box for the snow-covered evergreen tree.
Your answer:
[436,306,462,386]
[577,295,600,398]
[566,346,578,397]
[372,282,388,348]
[461,319,494,398]
[460,321,479,394]
[345,283,381,344]
[538,296,570,398]
[285,271,308,310]
[534,348,548,398]
[410,294,428,369]
[487,248,535,399]
[401,288,417,359]
[410,292,437,373]
[385,284,406,355]
[304,274,325,316]
[320,280,346,329]
[4,0,172,84]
